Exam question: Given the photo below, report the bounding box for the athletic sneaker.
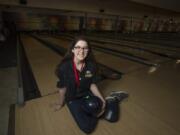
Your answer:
[105,96,116,101]
[109,91,129,102]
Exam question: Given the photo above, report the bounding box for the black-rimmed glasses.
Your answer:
[74,46,89,52]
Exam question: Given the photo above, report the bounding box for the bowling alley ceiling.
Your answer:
[130,0,180,12]
[0,0,180,14]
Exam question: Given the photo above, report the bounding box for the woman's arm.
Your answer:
[90,83,106,108]
[90,84,105,102]
[58,87,66,106]
[53,87,66,111]
[90,83,106,117]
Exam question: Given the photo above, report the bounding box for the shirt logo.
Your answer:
[85,70,93,78]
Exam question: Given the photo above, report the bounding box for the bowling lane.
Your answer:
[39,35,147,73]
[15,94,86,135]
[52,34,177,63]
[15,60,180,135]
[114,40,180,58]
[20,34,62,96]
[91,42,170,63]
[89,36,180,58]
[57,35,170,64]
[16,34,180,135]
[15,92,179,135]
[98,60,180,133]
[86,33,180,53]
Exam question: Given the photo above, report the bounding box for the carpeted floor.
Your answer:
[0,67,17,135]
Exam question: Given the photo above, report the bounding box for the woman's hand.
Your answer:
[50,88,66,111]
[89,83,106,117]
[97,100,106,117]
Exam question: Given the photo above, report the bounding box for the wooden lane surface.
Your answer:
[98,60,180,133]
[85,34,174,62]
[37,35,180,132]
[88,34,180,53]
[87,36,180,58]
[15,96,180,135]
[15,94,84,135]
[93,42,170,63]
[16,35,180,135]
[40,36,145,73]
[106,40,180,58]
[20,34,62,96]
[15,87,179,135]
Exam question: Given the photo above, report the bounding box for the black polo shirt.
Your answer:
[56,60,97,102]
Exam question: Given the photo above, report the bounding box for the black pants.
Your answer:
[67,97,119,133]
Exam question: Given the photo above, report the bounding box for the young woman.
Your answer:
[54,36,128,133]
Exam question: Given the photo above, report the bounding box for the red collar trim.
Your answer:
[72,59,85,87]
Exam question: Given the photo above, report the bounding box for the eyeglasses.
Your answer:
[74,46,89,52]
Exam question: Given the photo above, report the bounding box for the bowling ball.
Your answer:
[81,95,103,116]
